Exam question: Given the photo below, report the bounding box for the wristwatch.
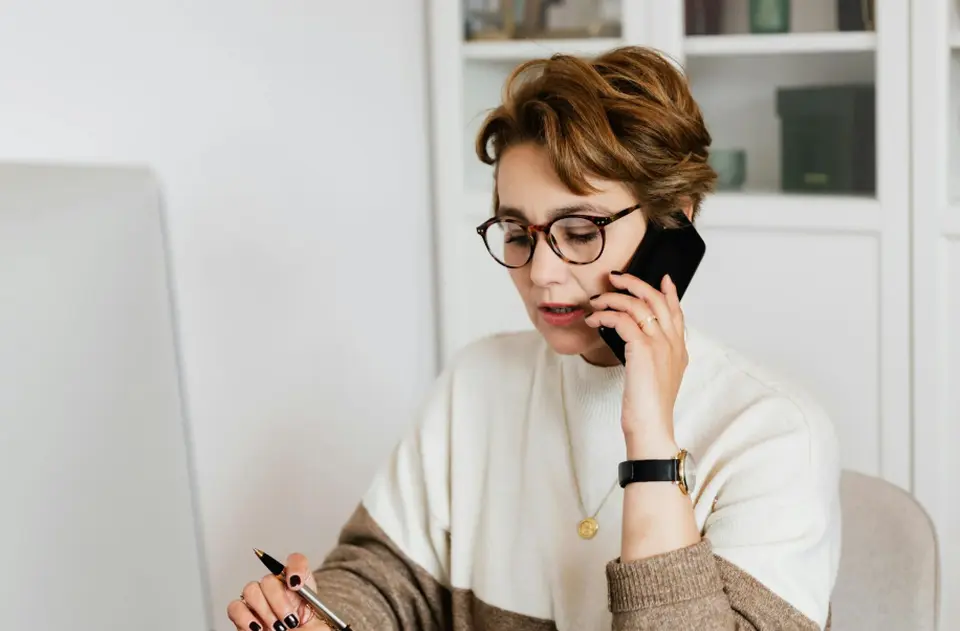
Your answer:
[618,449,697,496]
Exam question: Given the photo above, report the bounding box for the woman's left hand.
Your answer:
[585,272,688,456]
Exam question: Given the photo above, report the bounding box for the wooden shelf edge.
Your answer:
[462,37,621,61]
[684,31,876,57]
[460,190,880,233]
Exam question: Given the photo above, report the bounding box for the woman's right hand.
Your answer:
[226,553,329,631]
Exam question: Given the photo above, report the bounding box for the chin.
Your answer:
[534,322,598,356]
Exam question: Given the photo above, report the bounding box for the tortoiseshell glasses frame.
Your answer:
[475,202,642,269]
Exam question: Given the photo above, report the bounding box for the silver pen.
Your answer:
[253,548,352,630]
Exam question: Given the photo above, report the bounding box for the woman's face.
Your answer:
[495,143,648,366]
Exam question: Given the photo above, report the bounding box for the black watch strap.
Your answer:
[618,459,679,488]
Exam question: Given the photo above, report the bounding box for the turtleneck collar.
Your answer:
[558,351,625,431]
[555,325,696,432]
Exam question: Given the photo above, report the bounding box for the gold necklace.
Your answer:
[560,362,620,540]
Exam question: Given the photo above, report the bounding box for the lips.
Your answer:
[538,303,586,326]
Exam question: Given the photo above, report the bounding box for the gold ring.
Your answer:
[640,314,658,329]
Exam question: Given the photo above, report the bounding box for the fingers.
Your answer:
[605,272,681,339]
[284,552,317,592]
[261,573,303,629]
[585,308,645,344]
[284,553,318,627]
[589,291,661,338]
[228,553,323,631]
[233,577,302,631]
[242,579,288,631]
[227,588,265,631]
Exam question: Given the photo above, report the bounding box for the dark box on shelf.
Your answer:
[837,0,875,31]
[685,0,723,35]
[775,84,875,194]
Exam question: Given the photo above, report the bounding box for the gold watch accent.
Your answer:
[677,449,691,496]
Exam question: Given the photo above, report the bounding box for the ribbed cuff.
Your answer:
[606,539,723,613]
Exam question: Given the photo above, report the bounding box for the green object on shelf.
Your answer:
[750,0,790,33]
[776,84,876,194]
[708,149,746,190]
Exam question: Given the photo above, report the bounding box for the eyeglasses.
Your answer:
[475,202,642,268]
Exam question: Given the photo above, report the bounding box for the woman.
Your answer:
[227,46,841,631]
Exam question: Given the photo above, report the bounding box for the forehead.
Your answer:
[495,143,635,223]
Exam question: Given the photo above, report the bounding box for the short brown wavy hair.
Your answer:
[475,46,716,228]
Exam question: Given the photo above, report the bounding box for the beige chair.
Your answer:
[830,470,938,630]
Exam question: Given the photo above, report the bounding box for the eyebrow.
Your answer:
[495,202,615,221]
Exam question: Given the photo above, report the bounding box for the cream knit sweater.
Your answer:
[311,326,842,630]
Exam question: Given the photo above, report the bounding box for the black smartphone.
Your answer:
[598,212,706,364]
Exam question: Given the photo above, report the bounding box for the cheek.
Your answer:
[603,217,647,269]
[604,234,643,270]
[570,265,614,296]
[586,234,645,288]
[606,241,637,269]
[508,268,531,295]
[575,236,642,294]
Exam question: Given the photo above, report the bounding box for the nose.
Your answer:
[528,233,567,287]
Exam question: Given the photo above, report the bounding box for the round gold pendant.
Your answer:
[577,517,599,539]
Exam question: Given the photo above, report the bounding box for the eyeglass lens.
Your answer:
[484,217,604,267]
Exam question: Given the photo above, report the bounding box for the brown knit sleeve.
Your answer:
[311,502,575,631]
[605,539,828,630]
[307,503,453,630]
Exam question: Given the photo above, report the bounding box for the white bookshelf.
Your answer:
[912,1,960,628]
[427,0,948,624]
[460,30,874,61]
[685,31,875,57]
[695,192,880,233]
[462,37,621,60]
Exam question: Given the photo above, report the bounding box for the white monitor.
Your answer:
[0,163,210,629]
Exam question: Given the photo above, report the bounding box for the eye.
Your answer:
[499,223,530,245]
[565,230,599,244]
[504,232,531,245]
[555,217,601,244]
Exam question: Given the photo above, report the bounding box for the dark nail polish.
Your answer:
[589,294,601,300]
[284,614,300,628]
[273,621,288,631]
[249,623,262,631]
[288,574,301,588]
[611,270,623,275]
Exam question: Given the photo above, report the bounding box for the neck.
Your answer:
[580,342,621,367]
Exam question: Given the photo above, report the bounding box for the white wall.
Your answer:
[0,2,436,629]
